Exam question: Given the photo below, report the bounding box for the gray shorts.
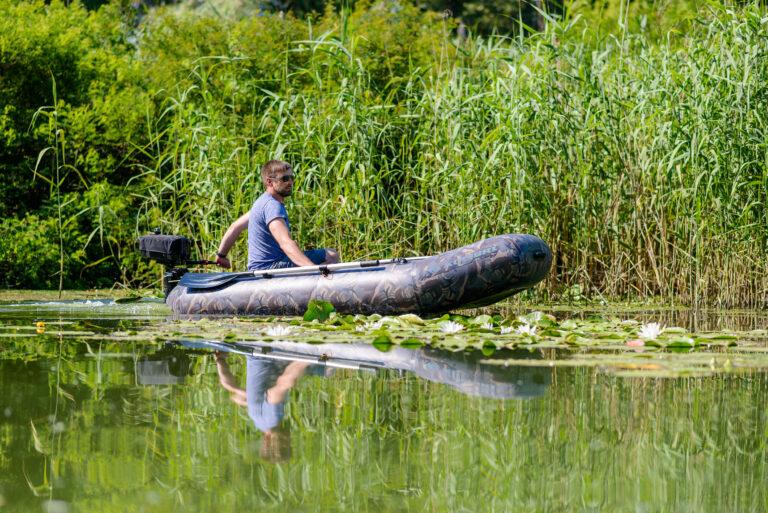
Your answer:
[266,249,327,269]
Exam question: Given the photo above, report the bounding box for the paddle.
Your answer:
[179,256,429,290]
[176,339,382,371]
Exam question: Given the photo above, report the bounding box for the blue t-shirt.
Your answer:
[245,357,327,432]
[248,192,290,270]
[246,358,287,432]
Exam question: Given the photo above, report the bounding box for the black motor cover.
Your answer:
[138,234,192,267]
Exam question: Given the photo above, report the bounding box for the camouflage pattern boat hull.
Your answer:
[166,234,551,316]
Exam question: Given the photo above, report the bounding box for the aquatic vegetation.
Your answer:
[3,298,765,378]
[1,296,765,513]
[2,326,766,513]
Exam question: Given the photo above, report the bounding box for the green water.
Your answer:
[0,300,766,512]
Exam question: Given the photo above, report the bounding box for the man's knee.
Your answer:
[325,248,340,264]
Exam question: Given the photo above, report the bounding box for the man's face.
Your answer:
[270,169,295,197]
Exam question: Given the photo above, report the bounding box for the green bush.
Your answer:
[0,0,151,215]
[1,0,766,307]
[0,214,81,289]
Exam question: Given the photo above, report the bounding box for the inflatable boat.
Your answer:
[140,233,551,316]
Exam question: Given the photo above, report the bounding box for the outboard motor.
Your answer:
[138,230,213,296]
[136,344,193,385]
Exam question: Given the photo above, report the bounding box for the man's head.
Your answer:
[261,160,295,198]
[261,426,292,463]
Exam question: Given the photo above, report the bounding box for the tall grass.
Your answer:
[31,77,86,298]
[135,2,768,307]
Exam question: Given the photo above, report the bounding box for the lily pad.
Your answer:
[303,300,336,322]
[371,329,393,346]
[664,337,696,348]
[400,337,424,349]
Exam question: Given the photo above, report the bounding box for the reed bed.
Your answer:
[133,3,768,307]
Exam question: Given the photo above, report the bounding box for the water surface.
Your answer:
[0,300,766,512]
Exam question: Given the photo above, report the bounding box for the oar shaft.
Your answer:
[180,339,379,371]
[178,255,430,290]
[254,256,429,279]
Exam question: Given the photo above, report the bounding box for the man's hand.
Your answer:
[215,255,232,269]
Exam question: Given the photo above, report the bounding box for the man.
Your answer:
[214,160,340,270]
[215,351,316,463]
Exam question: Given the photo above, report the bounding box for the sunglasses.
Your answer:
[276,174,295,183]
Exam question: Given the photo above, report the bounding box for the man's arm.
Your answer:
[266,361,310,405]
[268,219,315,266]
[215,212,249,268]
[214,352,247,406]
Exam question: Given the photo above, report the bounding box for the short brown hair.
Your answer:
[260,427,291,463]
[260,160,291,185]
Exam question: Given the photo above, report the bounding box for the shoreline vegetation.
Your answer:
[0,0,766,307]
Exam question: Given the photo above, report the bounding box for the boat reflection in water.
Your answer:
[158,339,552,462]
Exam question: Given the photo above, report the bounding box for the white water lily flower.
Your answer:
[515,324,537,337]
[500,326,515,335]
[638,322,664,340]
[265,325,293,337]
[518,311,544,325]
[481,322,494,331]
[439,321,465,334]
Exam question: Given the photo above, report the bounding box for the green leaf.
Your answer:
[400,337,424,349]
[372,328,393,346]
[707,334,738,340]
[596,332,623,340]
[398,314,425,325]
[373,341,394,352]
[469,314,493,326]
[303,299,336,322]
[564,333,579,345]
[538,317,559,328]
[665,337,696,348]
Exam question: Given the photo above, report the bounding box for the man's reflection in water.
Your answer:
[206,342,551,461]
[214,352,326,462]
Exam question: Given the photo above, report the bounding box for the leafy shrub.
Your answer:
[0,0,151,215]
[0,214,82,289]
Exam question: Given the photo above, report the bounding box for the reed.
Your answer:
[31,77,80,298]
[133,2,768,307]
